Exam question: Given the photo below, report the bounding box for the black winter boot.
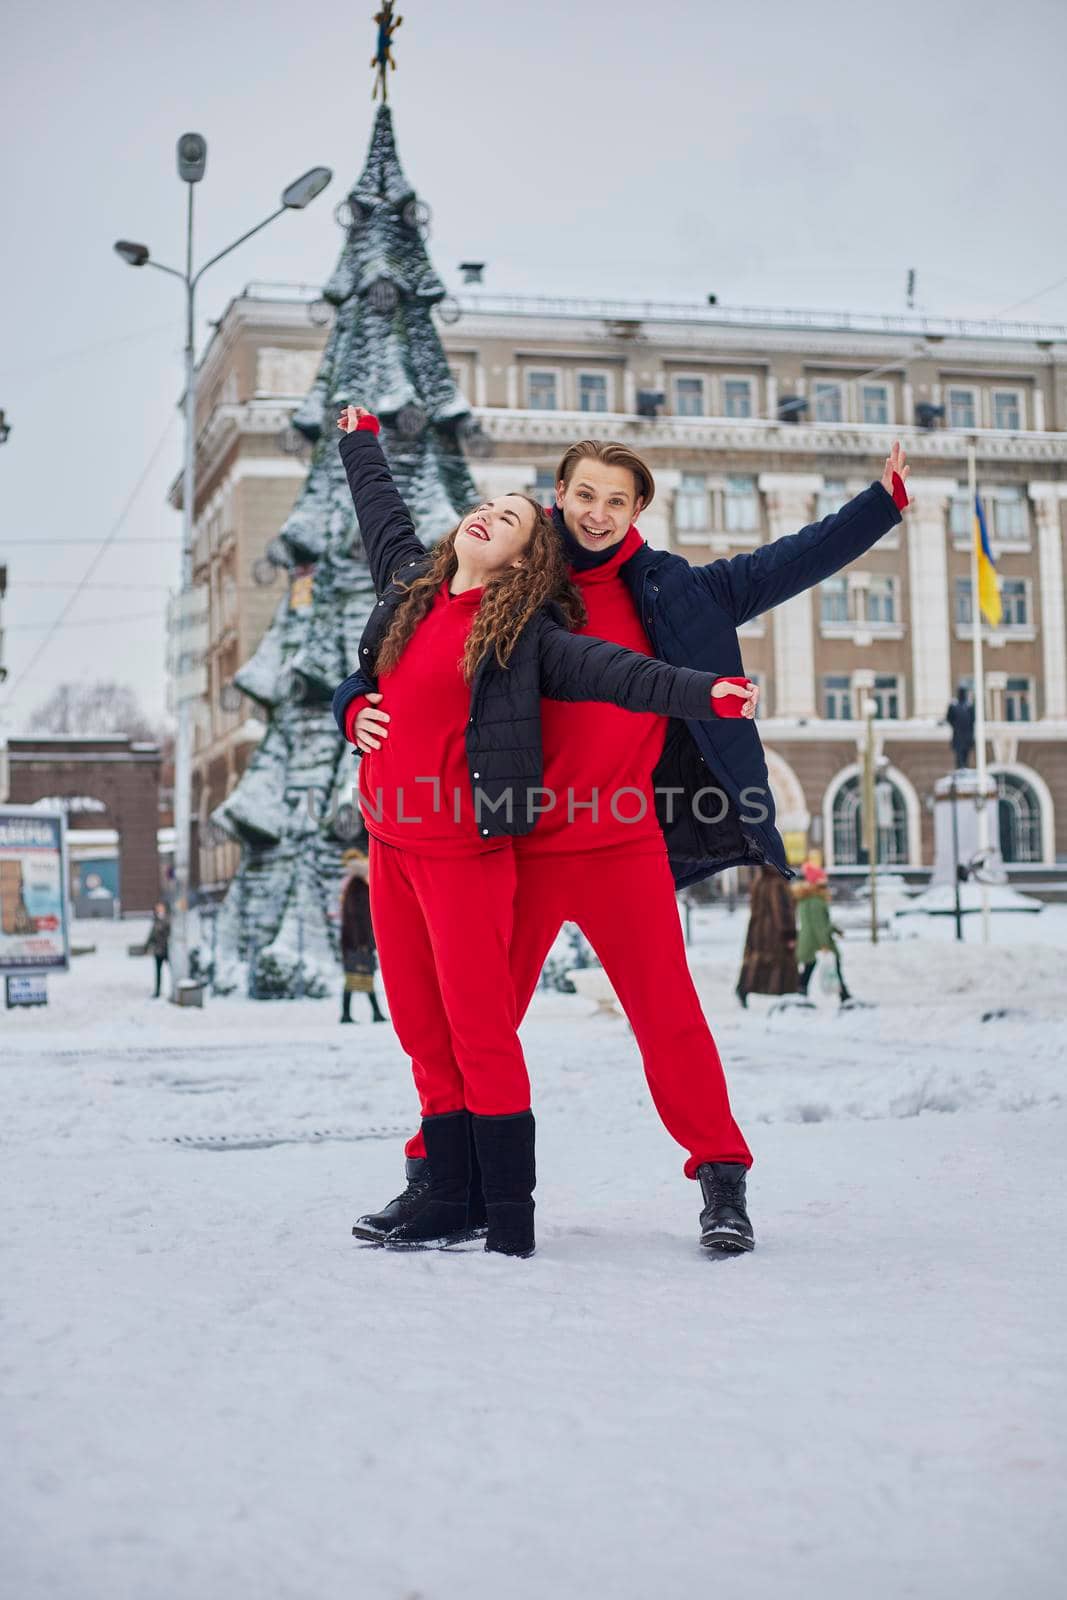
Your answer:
[351,1156,432,1242]
[368,990,387,1023]
[697,1163,755,1254]
[340,988,353,1023]
[384,1112,486,1250]
[471,1111,536,1258]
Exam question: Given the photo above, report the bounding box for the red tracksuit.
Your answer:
[401,527,753,1177]
[346,580,531,1122]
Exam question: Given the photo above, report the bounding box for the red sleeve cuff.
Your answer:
[356,414,381,435]
[891,471,908,511]
[710,675,751,719]
[344,694,371,744]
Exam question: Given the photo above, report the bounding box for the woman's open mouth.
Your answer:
[465,520,490,542]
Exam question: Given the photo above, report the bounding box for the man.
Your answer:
[345,437,909,1252]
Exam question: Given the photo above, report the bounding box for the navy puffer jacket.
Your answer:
[616,483,903,884]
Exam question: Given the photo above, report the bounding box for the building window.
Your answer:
[992,486,1027,541]
[813,382,843,423]
[949,488,971,538]
[997,773,1042,862]
[527,370,557,410]
[674,377,705,417]
[823,675,852,719]
[861,383,889,425]
[533,469,557,509]
[578,372,609,413]
[955,578,974,626]
[724,474,759,532]
[1005,677,1033,722]
[675,472,710,533]
[1001,578,1028,626]
[821,576,849,624]
[871,674,902,718]
[992,390,1022,430]
[222,573,238,628]
[817,479,847,519]
[723,377,753,418]
[948,387,977,429]
[865,576,897,625]
[832,773,909,865]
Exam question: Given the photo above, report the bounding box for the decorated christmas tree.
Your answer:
[201,90,480,997]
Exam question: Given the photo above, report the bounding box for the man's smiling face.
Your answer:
[557,457,645,552]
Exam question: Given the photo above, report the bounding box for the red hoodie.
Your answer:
[349,579,506,858]
[514,524,666,858]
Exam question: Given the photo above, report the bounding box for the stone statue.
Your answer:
[372,3,403,101]
[946,685,976,770]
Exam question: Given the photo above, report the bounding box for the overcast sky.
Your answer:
[2,0,1065,733]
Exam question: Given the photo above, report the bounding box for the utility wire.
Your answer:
[0,536,179,547]
[5,610,168,632]
[16,581,176,593]
[0,320,179,385]
[991,270,1067,320]
[1,414,179,705]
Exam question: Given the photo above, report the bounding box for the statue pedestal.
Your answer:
[930,770,1001,888]
[899,770,1043,919]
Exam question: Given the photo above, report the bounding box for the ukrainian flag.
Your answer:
[974,494,1002,627]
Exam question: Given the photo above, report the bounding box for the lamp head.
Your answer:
[114,240,150,267]
[177,132,207,184]
[282,167,332,209]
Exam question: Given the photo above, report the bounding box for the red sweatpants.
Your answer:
[369,841,531,1120]
[406,841,751,1178]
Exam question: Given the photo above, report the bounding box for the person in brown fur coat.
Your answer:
[735,867,800,1007]
[339,849,386,1024]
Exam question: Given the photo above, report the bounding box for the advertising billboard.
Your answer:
[0,807,70,974]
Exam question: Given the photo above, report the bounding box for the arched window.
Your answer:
[831,774,909,866]
[996,773,1042,863]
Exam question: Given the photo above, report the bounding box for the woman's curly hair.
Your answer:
[373,496,587,682]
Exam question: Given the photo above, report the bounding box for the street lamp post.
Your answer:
[862,696,879,945]
[116,137,331,990]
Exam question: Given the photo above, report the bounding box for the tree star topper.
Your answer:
[372,4,403,101]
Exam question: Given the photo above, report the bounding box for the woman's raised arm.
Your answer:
[336,407,427,597]
[538,618,759,720]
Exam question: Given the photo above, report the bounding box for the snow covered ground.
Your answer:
[3,908,1065,1599]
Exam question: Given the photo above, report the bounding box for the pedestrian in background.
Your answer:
[339,849,386,1024]
[146,902,170,999]
[736,866,799,1007]
[793,863,851,1005]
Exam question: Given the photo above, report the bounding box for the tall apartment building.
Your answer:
[172,286,1067,889]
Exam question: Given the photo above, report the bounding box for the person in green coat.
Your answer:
[793,863,851,1004]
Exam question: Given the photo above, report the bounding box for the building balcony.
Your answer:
[953,622,1037,645]
[819,620,906,645]
[471,407,1067,467]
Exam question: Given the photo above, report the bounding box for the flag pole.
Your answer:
[967,438,992,944]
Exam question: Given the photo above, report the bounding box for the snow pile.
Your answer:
[2,915,1065,1599]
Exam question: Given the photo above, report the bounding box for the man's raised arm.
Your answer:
[695,442,910,628]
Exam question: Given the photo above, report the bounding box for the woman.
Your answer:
[339,849,386,1024]
[332,405,757,1259]
[146,902,170,999]
[793,862,851,1004]
[735,866,799,1007]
